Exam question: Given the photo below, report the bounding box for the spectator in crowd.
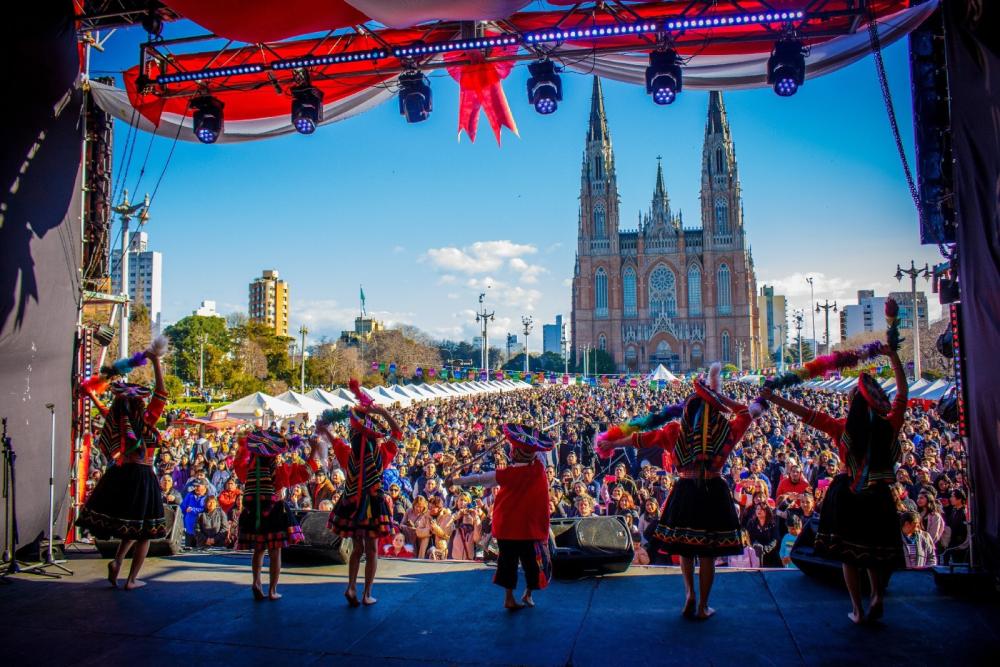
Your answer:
[780,515,803,568]
[404,495,431,558]
[944,489,969,564]
[180,479,210,546]
[382,532,414,558]
[448,493,482,560]
[900,511,937,569]
[427,495,454,559]
[746,503,781,568]
[218,477,241,516]
[160,475,183,505]
[195,496,230,548]
[309,469,337,507]
[917,491,945,549]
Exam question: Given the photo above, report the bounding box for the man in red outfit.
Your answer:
[451,424,553,610]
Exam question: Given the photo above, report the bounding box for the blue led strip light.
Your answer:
[523,10,806,44]
[273,48,390,70]
[156,63,265,84]
[392,34,520,57]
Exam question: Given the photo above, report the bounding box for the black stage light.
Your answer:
[191,95,224,144]
[526,60,562,115]
[645,49,682,105]
[142,10,163,38]
[767,39,806,97]
[291,85,324,134]
[398,72,432,123]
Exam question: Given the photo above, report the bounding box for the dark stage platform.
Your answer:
[0,550,997,666]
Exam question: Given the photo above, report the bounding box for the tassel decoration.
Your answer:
[764,340,888,391]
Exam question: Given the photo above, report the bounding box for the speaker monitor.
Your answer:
[550,515,633,578]
[282,510,353,565]
[94,504,184,558]
[788,516,889,592]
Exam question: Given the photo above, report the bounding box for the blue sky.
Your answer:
[92,21,943,348]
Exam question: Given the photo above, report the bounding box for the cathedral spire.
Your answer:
[650,156,671,222]
[706,90,728,137]
[588,76,610,143]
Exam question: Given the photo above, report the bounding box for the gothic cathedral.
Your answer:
[572,78,762,373]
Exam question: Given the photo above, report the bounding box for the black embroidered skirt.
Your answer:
[76,462,166,540]
[814,474,904,569]
[329,489,392,538]
[237,496,304,551]
[653,477,743,557]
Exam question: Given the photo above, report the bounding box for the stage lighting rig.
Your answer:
[191,95,224,144]
[291,84,324,134]
[398,72,432,123]
[645,49,682,105]
[526,60,562,115]
[141,9,163,38]
[767,39,806,97]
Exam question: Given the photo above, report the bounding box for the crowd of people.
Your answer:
[83,380,970,571]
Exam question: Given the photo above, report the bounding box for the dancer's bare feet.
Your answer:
[682,597,696,618]
[362,595,377,606]
[521,591,535,608]
[344,589,360,607]
[848,610,865,624]
[123,579,146,591]
[251,584,265,601]
[695,606,716,620]
[868,596,884,622]
[504,591,525,611]
[107,560,121,588]
[268,590,282,601]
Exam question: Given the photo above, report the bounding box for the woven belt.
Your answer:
[678,471,721,480]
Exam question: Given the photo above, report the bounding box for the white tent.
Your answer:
[380,386,413,407]
[413,384,442,399]
[911,378,948,400]
[737,374,763,384]
[363,386,402,407]
[306,388,354,409]
[275,391,336,421]
[218,392,305,422]
[425,384,454,398]
[332,387,358,403]
[647,364,680,382]
[393,385,427,401]
[834,377,859,393]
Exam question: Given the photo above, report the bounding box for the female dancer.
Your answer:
[77,341,168,590]
[234,429,320,600]
[597,363,763,619]
[317,381,401,607]
[761,330,907,623]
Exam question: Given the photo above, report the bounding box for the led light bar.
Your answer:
[272,48,389,70]
[156,64,264,84]
[392,34,520,58]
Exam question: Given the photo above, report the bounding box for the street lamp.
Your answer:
[299,325,308,393]
[793,310,804,366]
[806,276,817,360]
[475,292,495,376]
[560,324,568,375]
[895,260,930,380]
[521,316,533,375]
[111,189,150,360]
[816,300,838,355]
[774,323,787,372]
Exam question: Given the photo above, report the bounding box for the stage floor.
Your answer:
[0,549,997,666]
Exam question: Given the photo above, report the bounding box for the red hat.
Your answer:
[502,423,554,453]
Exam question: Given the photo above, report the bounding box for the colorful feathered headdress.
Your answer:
[80,336,169,396]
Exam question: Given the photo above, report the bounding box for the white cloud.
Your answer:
[509,257,547,284]
[424,240,537,274]
[437,275,457,285]
[562,278,573,287]
[759,272,856,301]
[292,299,416,339]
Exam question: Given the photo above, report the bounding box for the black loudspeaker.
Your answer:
[94,504,184,558]
[550,515,633,578]
[282,510,353,565]
[789,516,889,592]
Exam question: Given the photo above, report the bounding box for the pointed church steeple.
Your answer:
[706,90,730,138]
[650,156,671,223]
[588,76,610,144]
[701,90,742,242]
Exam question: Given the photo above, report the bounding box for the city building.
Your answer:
[840,290,888,341]
[248,269,289,337]
[506,333,523,359]
[111,231,162,335]
[757,286,787,361]
[339,316,383,346]
[889,291,929,331]
[571,80,761,373]
[542,315,564,355]
[193,300,224,318]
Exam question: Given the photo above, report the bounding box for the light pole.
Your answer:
[521,316,533,375]
[198,333,207,392]
[806,276,817,362]
[299,325,308,392]
[816,300,838,355]
[475,292,495,376]
[895,260,930,380]
[561,324,568,375]
[793,310,804,366]
[775,323,787,372]
[111,189,150,360]
[736,340,745,372]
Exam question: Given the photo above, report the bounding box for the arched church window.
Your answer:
[594,205,606,238]
[721,332,731,363]
[648,266,677,317]
[717,264,732,315]
[595,269,608,317]
[715,200,729,236]
[687,265,702,315]
[623,267,637,316]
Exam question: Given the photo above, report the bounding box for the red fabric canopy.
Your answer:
[160,0,368,44]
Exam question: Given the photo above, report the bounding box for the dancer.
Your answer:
[597,363,763,619]
[76,338,170,590]
[761,325,907,624]
[450,423,553,611]
[317,380,401,607]
[234,429,320,600]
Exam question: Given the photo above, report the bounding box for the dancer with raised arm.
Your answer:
[596,363,764,619]
[450,424,553,611]
[761,299,907,624]
[77,337,170,590]
[234,430,321,600]
[316,380,402,607]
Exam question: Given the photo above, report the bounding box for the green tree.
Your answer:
[163,315,231,384]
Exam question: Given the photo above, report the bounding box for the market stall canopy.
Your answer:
[648,364,680,382]
[218,392,305,421]
[306,388,355,409]
[275,390,334,420]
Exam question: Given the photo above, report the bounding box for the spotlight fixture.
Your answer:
[767,39,806,97]
[645,49,682,105]
[291,85,324,134]
[141,10,163,38]
[526,60,562,114]
[398,72,432,123]
[191,95,224,144]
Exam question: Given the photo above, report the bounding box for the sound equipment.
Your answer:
[788,516,890,592]
[95,504,184,558]
[550,515,633,578]
[282,510,353,565]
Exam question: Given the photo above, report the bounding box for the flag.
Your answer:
[360,285,366,316]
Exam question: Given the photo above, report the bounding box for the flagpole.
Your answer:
[359,284,365,369]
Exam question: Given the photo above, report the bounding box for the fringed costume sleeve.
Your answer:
[332,439,352,470]
[144,390,169,428]
[274,458,320,491]
[234,439,251,482]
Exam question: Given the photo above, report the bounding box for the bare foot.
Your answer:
[504,601,526,611]
[695,606,716,620]
[362,595,377,606]
[107,561,121,588]
[521,592,535,608]
[682,597,696,618]
[268,591,282,601]
[123,580,146,591]
[344,589,360,608]
[848,610,865,624]
[251,584,265,601]
[868,597,884,622]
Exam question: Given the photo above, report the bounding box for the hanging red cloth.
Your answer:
[445,45,519,145]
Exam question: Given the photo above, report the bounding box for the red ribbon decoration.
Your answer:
[445,45,519,144]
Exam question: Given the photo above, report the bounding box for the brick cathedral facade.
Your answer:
[572,79,762,373]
